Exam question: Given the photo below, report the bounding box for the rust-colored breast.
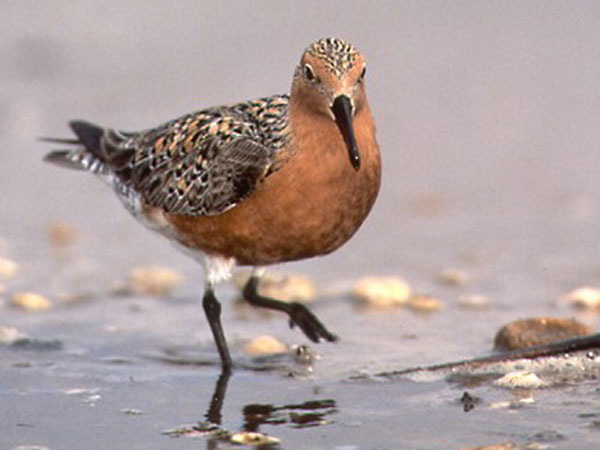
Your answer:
[166,105,381,266]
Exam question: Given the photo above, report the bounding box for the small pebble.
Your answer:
[561,286,600,310]
[234,271,316,303]
[291,344,315,366]
[352,276,411,307]
[0,257,19,280]
[47,221,78,245]
[493,370,547,389]
[10,292,52,311]
[0,326,27,345]
[458,294,491,309]
[230,431,280,446]
[460,391,480,412]
[437,268,470,286]
[407,294,443,312]
[494,317,592,351]
[244,335,287,356]
[129,266,183,296]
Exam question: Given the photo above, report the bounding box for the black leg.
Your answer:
[203,287,233,370]
[242,275,337,343]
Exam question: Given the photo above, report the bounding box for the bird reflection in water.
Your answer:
[165,368,337,446]
[161,343,337,444]
[243,398,337,430]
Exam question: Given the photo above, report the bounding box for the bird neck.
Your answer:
[287,87,375,161]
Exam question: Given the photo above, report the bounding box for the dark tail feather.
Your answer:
[69,120,106,161]
[44,149,89,170]
[44,120,133,174]
[39,137,81,145]
[44,122,109,174]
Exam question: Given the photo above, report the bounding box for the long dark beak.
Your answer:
[331,95,360,170]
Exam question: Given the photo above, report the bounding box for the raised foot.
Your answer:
[287,302,338,343]
[242,275,338,343]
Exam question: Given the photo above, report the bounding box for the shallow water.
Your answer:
[3,2,600,449]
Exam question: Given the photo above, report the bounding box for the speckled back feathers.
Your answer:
[118,94,291,215]
[50,95,291,217]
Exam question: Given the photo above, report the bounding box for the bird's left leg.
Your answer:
[242,269,337,343]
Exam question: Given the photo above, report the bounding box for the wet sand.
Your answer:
[3,2,600,449]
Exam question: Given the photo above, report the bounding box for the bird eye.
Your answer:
[358,66,366,83]
[303,64,316,82]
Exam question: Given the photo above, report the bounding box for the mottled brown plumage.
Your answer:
[45,37,381,370]
[165,87,380,265]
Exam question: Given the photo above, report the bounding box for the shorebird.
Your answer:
[44,37,381,370]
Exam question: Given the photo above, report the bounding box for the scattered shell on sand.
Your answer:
[230,432,280,446]
[460,444,518,450]
[65,388,94,396]
[494,317,593,351]
[0,257,19,280]
[47,221,79,245]
[407,294,443,312]
[12,445,52,450]
[55,291,96,304]
[129,266,183,296]
[233,271,316,303]
[410,192,446,216]
[489,392,535,410]
[244,335,287,356]
[85,394,102,405]
[10,292,52,311]
[0,326,27,345]
[437,268,470,286]
[352,276,411,307]
[561,286,600,310]
[493,370,547,389]
[458,294,491,309]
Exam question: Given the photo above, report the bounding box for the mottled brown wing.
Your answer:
[135,136,271,216]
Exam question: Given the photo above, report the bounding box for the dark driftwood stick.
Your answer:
[375,333,600,378]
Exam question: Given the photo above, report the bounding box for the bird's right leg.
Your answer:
[202,282,233,371]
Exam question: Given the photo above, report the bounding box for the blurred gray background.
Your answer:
[2,0,600,294]
[3,3,600,448]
